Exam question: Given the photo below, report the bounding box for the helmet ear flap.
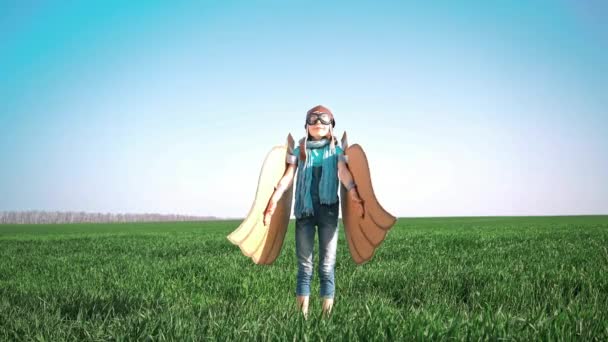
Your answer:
[329,123,336,152]
[300,125,308,162]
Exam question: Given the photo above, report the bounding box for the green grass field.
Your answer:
[1,216,607,340]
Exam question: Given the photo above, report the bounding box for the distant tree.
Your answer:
[0,210,217,224]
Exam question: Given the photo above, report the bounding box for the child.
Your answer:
[263,105,364,318]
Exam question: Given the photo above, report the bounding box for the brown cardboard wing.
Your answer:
[227,135,295,265]
[340,132,397,264]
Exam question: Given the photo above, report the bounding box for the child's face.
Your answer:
[306,112,332,140]
[307,121,331,140]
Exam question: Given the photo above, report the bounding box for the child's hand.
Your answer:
[349,189,365,218]
[263,198,277,226]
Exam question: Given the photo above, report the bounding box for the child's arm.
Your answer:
[263,163,297,226]
[338,160,365,217]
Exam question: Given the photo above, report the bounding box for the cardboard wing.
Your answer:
[227,134,295,264]
[340,132,397,264]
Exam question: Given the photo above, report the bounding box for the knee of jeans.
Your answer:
[318,250,336,268]
[318,264,334,278]
[298,260,313,275]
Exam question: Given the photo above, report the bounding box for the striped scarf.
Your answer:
[294,138,339,219]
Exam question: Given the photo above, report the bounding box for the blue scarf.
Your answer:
[294,138,339,219]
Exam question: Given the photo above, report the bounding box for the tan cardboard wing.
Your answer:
[227,134,295,264]
[340,132,397,264]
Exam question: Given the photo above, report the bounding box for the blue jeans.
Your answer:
[295,167,339,299]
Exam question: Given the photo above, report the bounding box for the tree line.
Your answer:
[0,211,217,224]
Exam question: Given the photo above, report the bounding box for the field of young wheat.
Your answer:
[1,216,607,340]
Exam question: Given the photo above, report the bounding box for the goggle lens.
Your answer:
[306,113,331,125]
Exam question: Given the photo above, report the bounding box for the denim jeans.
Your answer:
[295,166,339,299]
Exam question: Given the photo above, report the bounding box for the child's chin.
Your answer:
[309,131,327,138]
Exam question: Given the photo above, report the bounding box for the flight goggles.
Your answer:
[306,112,334,127]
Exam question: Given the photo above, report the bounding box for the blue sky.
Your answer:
[1,0,607,217]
